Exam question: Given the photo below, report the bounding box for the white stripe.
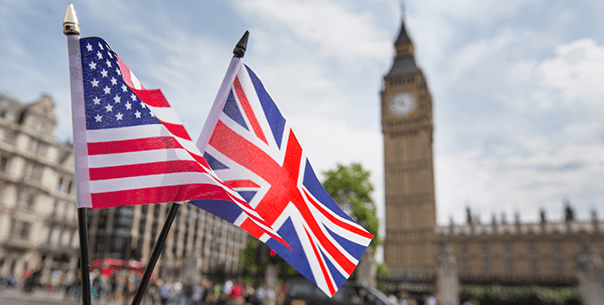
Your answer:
[87,125,167,142]
[147,104,184,126]
[129,71,142,90]
[88,147,195,168]
[302,186,372,246]
[90,171,219,193]
[237,67,281,152]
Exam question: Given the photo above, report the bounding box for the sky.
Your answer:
[1,0,603,233]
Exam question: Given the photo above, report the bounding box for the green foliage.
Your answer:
[322,163,383,252]
[241,235,299,278]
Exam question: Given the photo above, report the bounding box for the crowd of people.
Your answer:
[153,278,284,305]
[1,268,286,305]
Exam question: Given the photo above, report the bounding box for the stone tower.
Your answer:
[381,17,437,277]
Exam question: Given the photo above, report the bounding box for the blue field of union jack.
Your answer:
[195,59,373,297]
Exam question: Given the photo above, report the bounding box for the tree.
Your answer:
[322,163,383,252]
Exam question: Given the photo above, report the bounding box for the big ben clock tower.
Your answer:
[382,17,436,277]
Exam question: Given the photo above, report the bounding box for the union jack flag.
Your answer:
[196,58,373,296]
[71,37,286,245]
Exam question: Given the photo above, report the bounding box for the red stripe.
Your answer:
[233,76,268,145]
[160,121,192,141]
[304,227,336,296]
[132,87,170,108]
[87,136,182,155]
[240,219,291,250]
[302,188,374,239]
[90,183,235,209]
[224,179,261,189]
[89,160,205,180]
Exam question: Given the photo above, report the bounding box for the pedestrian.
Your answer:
[159,279,171,305]
[227,279,244,305]
[255,283,267,305]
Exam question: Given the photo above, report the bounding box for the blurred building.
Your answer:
[435,204,599,287]
[0,92,79,281]
[87,202,248,281]
[381,16,437,279]
[381,16,604,297]
[0,92,248,283]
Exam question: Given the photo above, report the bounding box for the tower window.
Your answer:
[556,260,565,276]
[459,244,467,254]
[482,244,489,254]
[482,259,491,274]
[0,156,8,172]
[19,222,31,239]
[460,260,469,274]
[528,243,537,254]
[530,260,539,275]
[505,260,515,274]
[504,243,513,254]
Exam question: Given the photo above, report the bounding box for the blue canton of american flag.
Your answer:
[196,59,373,297]
[74,37,291,247]
[81,38,158,130]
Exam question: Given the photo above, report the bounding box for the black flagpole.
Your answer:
[77,208,91,305]
[130,203,180,305]
[64,4,91,305]
[130,30,250,305]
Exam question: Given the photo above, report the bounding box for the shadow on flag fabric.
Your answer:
[196,57,374,297]
[70,37,287,247]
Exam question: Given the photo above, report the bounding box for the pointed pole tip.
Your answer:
[233,30,249,58]
[63,3,80,35]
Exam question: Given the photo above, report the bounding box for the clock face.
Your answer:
[389,92,416,117]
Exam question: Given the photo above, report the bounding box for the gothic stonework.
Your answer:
[381,18,437,278]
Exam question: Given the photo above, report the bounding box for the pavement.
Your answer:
[0,287,141,305]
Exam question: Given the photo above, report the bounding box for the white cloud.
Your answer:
[536,38,604,109]
[235,0,391,65]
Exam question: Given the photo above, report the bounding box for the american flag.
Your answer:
[74,37,287,246]
[196,58,373,296]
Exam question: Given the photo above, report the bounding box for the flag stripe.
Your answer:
[88,147,195,168]
[86,125,165,142]
[90,183,232,209]
[304,226,336,296]
[89,160,203,180]
[224,180,261,189]
[87,136,182,155]
[233,76,268,145]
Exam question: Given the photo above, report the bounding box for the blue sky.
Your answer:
[1,0,604,231]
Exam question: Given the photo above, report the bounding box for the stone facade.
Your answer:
[435,205,604,285]
[0,92,78,283]
[87,202,248,281]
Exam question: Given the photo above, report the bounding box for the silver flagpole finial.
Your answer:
[63,3,80,35]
